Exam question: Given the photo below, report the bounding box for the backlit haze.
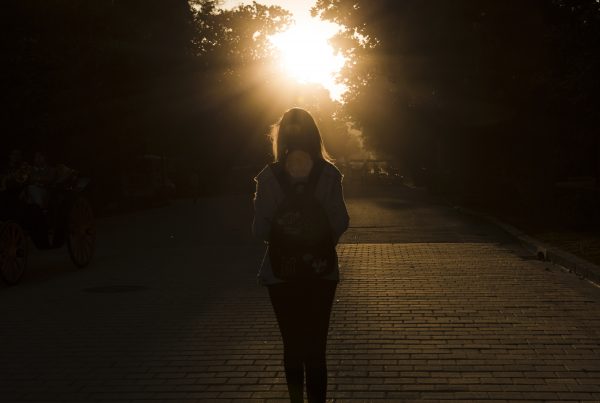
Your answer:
[222,0,347,101]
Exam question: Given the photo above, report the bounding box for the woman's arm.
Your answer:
[328,174,350,244]
[252,175,276,242]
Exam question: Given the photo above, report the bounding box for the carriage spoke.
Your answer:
[0,222,27,284]
[67,197,95,268]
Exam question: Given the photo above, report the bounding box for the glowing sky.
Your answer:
[221,0,346,101]
[222,0,324,25]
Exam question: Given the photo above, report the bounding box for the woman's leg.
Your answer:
[268,283,305,403]
[304,281,337,403]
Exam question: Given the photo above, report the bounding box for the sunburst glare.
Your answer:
[270,21,347,101]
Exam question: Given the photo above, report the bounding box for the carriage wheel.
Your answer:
[67,197,96,268]
[0,221,27,285]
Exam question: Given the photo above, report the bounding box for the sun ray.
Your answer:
[269,21,347,101]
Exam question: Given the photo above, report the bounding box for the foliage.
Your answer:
[3,0,194,166]
[3,0,358,204]
[186,1,356,169]
[313,0,600,193]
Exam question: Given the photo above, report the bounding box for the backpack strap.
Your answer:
[269,162,291,196]
[306,158,325,194]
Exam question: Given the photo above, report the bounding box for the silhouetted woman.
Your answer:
[253,107,349,402]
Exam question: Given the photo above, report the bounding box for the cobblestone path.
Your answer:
[1,189,599,402]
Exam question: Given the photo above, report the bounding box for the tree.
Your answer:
[313,0,600,202]
[2,0,195,164]
[187,1,293,170]
[3,0,363,201]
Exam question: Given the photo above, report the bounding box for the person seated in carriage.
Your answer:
[23,151,82,210]
[24,152,82,240]
[0,149,30,192]
[0,151,95,284]
[1,150,30,216]
[25,151,56,211]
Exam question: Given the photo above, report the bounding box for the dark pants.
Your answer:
[268,280,337,403]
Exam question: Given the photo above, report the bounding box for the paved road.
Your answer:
[1,184,600,402]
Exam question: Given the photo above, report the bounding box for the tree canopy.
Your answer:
[5,0,598,208]
[313,0,600,190]
[3,0,358,201]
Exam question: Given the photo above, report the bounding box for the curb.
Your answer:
[454,205,600,285]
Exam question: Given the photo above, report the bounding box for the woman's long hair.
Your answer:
[270,108,332,163]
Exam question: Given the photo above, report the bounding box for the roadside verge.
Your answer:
[454,205,600,285]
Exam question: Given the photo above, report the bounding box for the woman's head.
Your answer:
[271,107,332,162]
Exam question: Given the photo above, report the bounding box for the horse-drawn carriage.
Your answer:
[0,167,95,285]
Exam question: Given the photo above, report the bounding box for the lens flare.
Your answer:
[270,22,346,101]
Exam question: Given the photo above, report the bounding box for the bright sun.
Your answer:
[270,21,347,101]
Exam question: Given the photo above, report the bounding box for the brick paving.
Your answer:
[332,243,600,401]
[1,190,600,402]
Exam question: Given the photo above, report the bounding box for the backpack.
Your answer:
[268,159,336,281]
